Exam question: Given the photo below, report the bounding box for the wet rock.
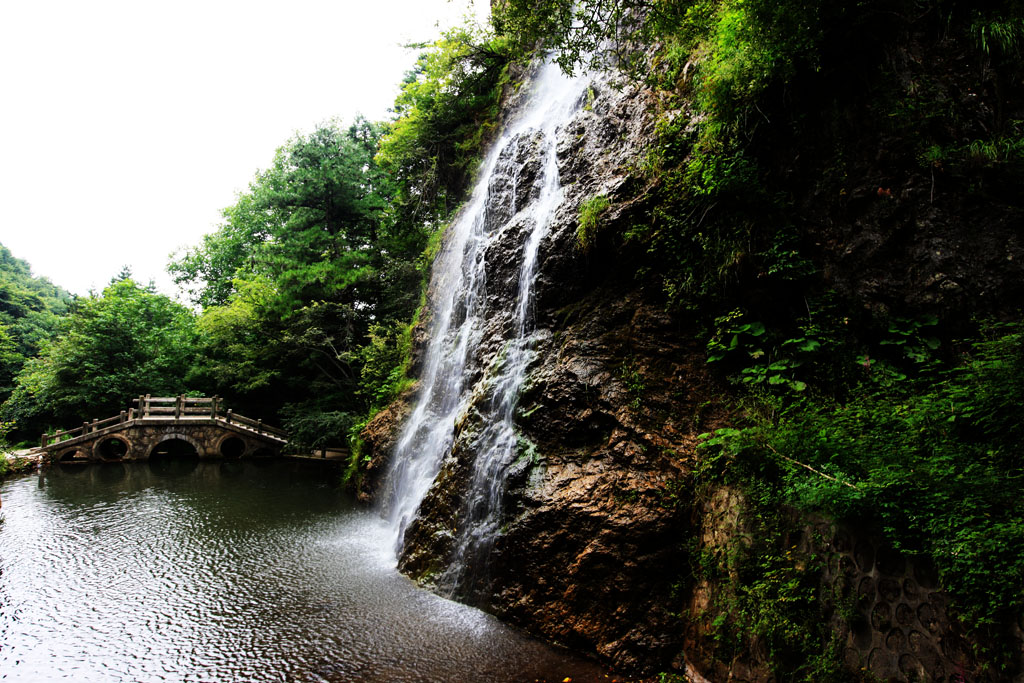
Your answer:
[357,386,416,503]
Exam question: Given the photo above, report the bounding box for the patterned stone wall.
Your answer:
[824,530,979,682]
[686,489,1023,682]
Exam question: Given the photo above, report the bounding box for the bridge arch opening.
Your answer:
[218,436,246,459]
[149,437,200,459]
[58,448,88,466]
[148,437,200,477]
[96,437,129,461]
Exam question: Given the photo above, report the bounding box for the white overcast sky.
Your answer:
[0,0,489,297]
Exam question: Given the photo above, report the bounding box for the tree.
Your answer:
[1,279,199,436]
[491,0,658,74]
[172,118,406,314]
[169,187,282,309]
[173,118,427,445]
[0,243,73,407]
[376,26,512,226]
[0,323,21,398]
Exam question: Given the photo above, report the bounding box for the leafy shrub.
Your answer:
[700,323,1024,668]
[281,408,357,453]
[358,319,416,409]
[576,193,610,250]
[376,25,512,226]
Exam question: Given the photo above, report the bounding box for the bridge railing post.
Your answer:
[257,419,263,434]
[92,418,98,432]
[120,410,126,423]
[174,394,182,420]
[82,421,89,435]
[212,395,220,419]
[226,409,232,425]
[41,434,48,448]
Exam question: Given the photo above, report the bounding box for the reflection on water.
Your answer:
[95,461,127,484]
[148,452,200,477]
[0,461,614,682]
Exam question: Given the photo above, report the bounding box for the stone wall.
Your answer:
[683,490,1020,682]
[825,529,1021,683]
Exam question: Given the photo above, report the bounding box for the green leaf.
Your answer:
[742,321,766,336]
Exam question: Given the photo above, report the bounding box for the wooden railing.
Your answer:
[41,395,286,447]
[221,411,287,439]
[43,412,133,447]
[134,394,224,419]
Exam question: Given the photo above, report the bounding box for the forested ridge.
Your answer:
[2,0,1024,679]
[0,245,72,414]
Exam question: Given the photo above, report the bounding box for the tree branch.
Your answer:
[766,443,861,490]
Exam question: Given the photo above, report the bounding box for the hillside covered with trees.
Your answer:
[0,244,73,436]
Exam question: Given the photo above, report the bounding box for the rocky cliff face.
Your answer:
[360,44,1024,681]
[361,67,710,671]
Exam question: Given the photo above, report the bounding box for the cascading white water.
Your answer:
[383,58,590,594]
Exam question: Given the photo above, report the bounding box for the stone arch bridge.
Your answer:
[40,395,287,463]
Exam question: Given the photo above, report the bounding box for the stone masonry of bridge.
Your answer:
[40,395,287,463]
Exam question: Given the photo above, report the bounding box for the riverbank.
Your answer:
[0,448,42,477]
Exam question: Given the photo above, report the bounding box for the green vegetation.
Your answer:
[498,0,1024,305]
[576,193,610,250]
[1,276,198,438]
[376,26,512,227]
[165,118,429,452]
[167,25,512,459]
[0,244,72,409]
[0,452,33,477]
[698,321,1024,673]
[0,420,31,476]
[687,502,846,682]
[1,1,1021,677]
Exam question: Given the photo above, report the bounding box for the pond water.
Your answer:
[0,460,617,682]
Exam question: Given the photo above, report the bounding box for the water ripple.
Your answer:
[0,462,614,682]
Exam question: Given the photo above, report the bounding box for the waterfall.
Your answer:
[383,58,590,597]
